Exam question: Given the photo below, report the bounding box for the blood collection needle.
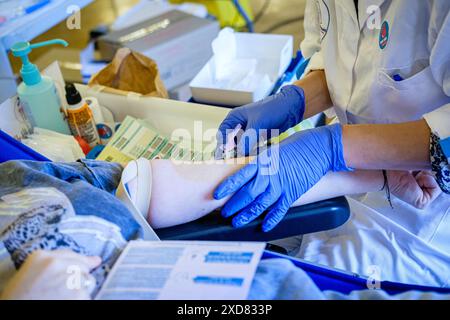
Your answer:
[222,124,242,158]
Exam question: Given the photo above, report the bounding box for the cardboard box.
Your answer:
[97,10,220,90]
[190,32,293,107]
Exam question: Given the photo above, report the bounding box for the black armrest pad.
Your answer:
[157,197,350,242]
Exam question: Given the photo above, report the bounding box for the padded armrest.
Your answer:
[156,196,350,242]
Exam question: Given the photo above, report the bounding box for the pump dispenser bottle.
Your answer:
[11,39,70,134]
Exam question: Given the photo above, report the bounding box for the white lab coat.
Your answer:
[295,0,450,287]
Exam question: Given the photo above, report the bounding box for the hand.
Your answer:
[1,250,101,300]
[214,124,350,232]
[388,170,442,209]
[215,85,306,158]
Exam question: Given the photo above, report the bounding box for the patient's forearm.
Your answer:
[292,169,384,206]
[148,159,384,229]
[149,159,248,228]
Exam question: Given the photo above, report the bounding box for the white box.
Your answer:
[190,32,293,107]
[0,84,229,155]
[76,85,229,140]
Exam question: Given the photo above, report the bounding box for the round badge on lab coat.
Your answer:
[379,21,389,49]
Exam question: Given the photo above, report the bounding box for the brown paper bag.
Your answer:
[88,48,168,98]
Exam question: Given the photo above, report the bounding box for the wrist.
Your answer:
[326,123,352,172]
[281,85,306,124]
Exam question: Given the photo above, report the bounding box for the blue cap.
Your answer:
[11,39,68,86]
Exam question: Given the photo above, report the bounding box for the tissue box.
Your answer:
[190,30,293,106]
[97,10,220,90]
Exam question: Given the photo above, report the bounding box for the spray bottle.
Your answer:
[11,39,70,134]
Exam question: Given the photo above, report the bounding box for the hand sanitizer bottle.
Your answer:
[11,39,71,135]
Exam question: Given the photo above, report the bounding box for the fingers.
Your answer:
[48,250,102,271]
[213,162,258,200]
[215,128,231,160]
[236,130,258,157]
[415,171,442,205]
[215,113,246,159]
[5,250,100,300]
[221,173,268,218]
[80,273,97,297]
[415,171,439,188]
[81,256,102,271]
[231,186,279,228]
[262,196,292,232]
[391,170,441,209]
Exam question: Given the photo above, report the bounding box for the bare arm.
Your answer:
[295,71,431,171]
[294,70,333,119]
[148,159,385,228]
[343,119,431,170]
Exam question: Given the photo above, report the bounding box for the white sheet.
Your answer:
[298,194,450,288]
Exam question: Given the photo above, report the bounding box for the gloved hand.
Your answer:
[215,85,306,158]
[214,124,351,232]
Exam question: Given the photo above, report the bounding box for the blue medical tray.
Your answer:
[262,251,450,295]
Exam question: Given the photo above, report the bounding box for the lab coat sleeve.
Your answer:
[300,0,336,118]
[300,0,325,74]
[423,104,450,140]
[424,2,450,139]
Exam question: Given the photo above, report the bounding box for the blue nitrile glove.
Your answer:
[215,85,306,158]
[213,124,351,232]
